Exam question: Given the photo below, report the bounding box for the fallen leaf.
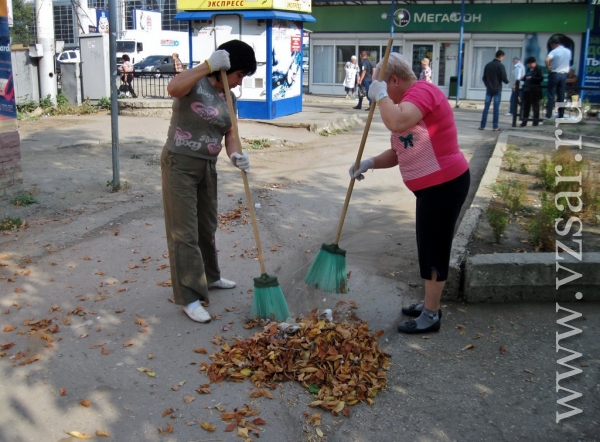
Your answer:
[60,387,67,396]
[184,396,195,404]
[95,429,110,437]
[18,354,41,365]
[499,345,506,355]
[80,400,91,407]
[193,348,208,354]
[66,431,94,439]
[200,422,216,432]
[1,342,15,350]
[224,422,237,432]
[162,408,175,418]
[524,369,535,375]
[316,428,324,437]
[462,344,475,351]
[3,326,15,332]
[123,339,135,347]
[157,422,173,435]
[253,417,267,425]
[115,309,125,314]
[101,348,109,355]
[237,427,249,437]
[135,318,148,327]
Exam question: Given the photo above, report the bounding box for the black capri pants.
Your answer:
[413,169,470,281]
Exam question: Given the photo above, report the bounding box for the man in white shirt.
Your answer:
[508,57,524,116]
[545,37,572,119]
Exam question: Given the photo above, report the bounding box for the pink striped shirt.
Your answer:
[390,81,468,191]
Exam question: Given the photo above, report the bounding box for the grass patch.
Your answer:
[0,217,26,232]
[246,139,271,150]
[503,144,522,172]
[11,193,39,206]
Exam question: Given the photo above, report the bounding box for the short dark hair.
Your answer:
[525,56,537,64]
[122,54,130,61]
[217,40,257,77]
[550,37,561,46]
[495,50,505,58]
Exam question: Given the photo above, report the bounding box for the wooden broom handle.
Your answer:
[221,71,267,275]
[333,37,394,244]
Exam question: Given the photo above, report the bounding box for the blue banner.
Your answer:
[0,15,17,124]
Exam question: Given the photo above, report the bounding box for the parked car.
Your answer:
[55,50,81,73]
[133,55,179,78]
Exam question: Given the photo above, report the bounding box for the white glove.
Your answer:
[368,80,388,102]
[206,50,231,73]
[349,157,375,181]
[230,152,250,172]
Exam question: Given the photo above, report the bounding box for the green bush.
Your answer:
[527,192,563,251]
[491,179,527,213]
[98,97,111,110]
[503,145,522,172]
[39,94,53,109]
[16,97,38,113]
[486,205,510,243]
[56,92,69,107]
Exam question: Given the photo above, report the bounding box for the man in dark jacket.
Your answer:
[479,50,509,131]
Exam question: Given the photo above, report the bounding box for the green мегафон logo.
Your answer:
[394,9,410,27]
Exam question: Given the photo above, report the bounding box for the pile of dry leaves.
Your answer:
[201,310,390,415]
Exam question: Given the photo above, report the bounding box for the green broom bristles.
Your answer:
[251,273,290,322]
[304,243,348,294]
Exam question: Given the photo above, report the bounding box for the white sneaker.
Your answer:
[183,305,211,323]
[208,278,236,289]
[505,112,512,116]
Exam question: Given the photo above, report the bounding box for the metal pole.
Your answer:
[455,0,466,108]
[580,0,594,103]
[390,0,395,38]
[36,0,57,105]
[188,20,194,68]
[109,0,120,191]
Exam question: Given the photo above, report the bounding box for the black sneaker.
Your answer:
[397,318,441,334]
[401,304,442,318]
[365,107,371,111]
[352,105,361,110]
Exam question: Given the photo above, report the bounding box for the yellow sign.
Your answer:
[177,0,311,14]
[0,0,7,17]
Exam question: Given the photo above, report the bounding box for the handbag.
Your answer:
[357,85,367,98]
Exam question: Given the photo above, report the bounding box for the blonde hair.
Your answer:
[172,53,179,58]
[374,53,417,82]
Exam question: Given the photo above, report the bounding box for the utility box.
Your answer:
[79,33,110,103]
[60,63,82,106]
[10,47,40,105]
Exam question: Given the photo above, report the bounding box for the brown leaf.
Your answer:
[237,427,249,437]
[462,344,475,351]
[60,387,67,396]
[135,318,148,327]
[224,422,238,432]
[157,422,173,435]
[83,256,92,260]
[80,400,92,407]
[101,347,109,355]
[183,395,195,404]
[95,429,110,437]
[115,309,125,314]
[18,354,41,365]
[3,325,16,332]
[200,422,216,432]
[123,339,135,347]
[193,348,208,354]
[114,229,119,236]
[66,431,94,439]
[252,417,267,425]
[499,345,507,354]
[1,342,14,350]
[161,408,175,418]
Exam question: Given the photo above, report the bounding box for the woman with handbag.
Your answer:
[118,54,137,98]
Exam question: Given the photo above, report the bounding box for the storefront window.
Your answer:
[336,46,355,83]
[313,45,334,84]
[500,47,523,84]
[438,43,462,87]
[359,46,380,65]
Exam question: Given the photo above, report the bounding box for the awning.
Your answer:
[174,10,316,22]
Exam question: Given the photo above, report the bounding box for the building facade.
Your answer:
[307,3,590,100]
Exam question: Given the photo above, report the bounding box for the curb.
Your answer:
[443,131,509,301]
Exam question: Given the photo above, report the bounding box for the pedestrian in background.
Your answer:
[545,37,571,119]
[173,52,184,73]
[507,57,524,116]
[519,56,544,127]
[343,55,359,99]
[353,51,375,111]
[419,58,432,83]
[118,54,137,98]
[478,50,508,131]
[161,40,257,324]
[350,53,470,334]
[566,68,579,102]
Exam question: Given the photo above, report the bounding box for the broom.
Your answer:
[221,70,290,322]
[304,38,394,294]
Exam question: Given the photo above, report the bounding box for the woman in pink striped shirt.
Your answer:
[350,53,470,334]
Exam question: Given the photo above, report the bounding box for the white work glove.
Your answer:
[205,50,231,73]
[368,80,388,102]
[230,152,250,172]
[349,157,375,181]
